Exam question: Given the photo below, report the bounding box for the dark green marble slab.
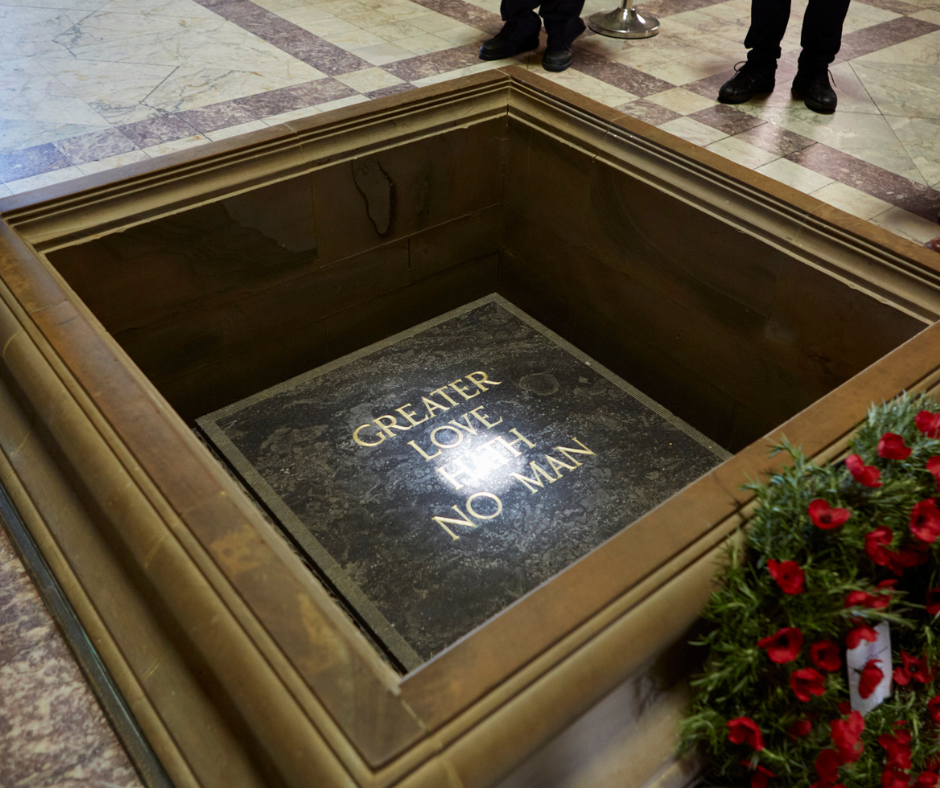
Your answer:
[197,295,729,670]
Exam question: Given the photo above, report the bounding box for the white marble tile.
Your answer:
[323,28,389,49]
[536,66,638,106]
[408,12,461,33]
[855,28,940,66]
[54,19,223,66]
[0,182,12,197]
[841,1,900,34]
[851,60,940,120]
[351,41,415,65]
[261,106,322,126]
[820,61,881,115]
[334,67,404,92]
[395,32,453,55]
[34,57,178,124]
[755,158,834,192]
[0,33,30,61]
[0,5,84,56]
[870,207,940,245]
[886,116,940,187]
[706,136,779,169]
[140,133,209,158]
[739,106,928,183]
[381,3,434,22]
[699,1,747,23]
[6,165,85,194]
[364,20,428,41]
[52,10,193,51]
[657,116,729,145]
[910,9,940,23]
[612,39,704,69]
[315,93,370,111]
[434,24,488,46]
[99,0,219,18]
[286,13,359,37]
[410,56,527,87]
[809,181,894,220]
[637,52,737,86]
[205,120,270,140]
[250,0,311,12]
[76,148,148,173]
[644,87,718,114]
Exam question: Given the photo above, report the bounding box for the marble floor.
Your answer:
[0,0,938,245]
[1,0,940,783]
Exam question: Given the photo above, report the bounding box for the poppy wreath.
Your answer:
[680,394,940,788]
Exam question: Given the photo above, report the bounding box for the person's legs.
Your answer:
[540,0,586,72]
[479,0,541,60]
[718,0,787,102]
[790,0,851,112]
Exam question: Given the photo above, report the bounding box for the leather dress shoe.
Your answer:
[717,61,775,104]
[479,20,540,61]
[792,69,837,114]
[542,16,585,72]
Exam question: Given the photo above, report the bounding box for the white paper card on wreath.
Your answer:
[847,621,892,715]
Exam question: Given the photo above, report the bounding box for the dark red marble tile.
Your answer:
[408,0,503,35]
[787,143,940,221]
[177,101,258,133]
[384,43,484,81]
[0,143,72,183]
[233,79,357,117]
[0,527,14,565]
[615,99,683,126]
[860,0,922,14]
[118,115,200,148]
[571,51,675,98]
[835,16,940,61]
[735,123,816,156]
[688,104,766,134]
[366,83,417,100]
[53,129,137,166]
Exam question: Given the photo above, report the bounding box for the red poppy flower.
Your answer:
[788,718,813,739]
[767,559,805,595]
[845,453,882,487]
[757,627,803,664]
[728,716,764,750]
[846,622,878,650]
[884,768,912,788]
[928,696,940,725]
[865,527,894,567]
[927,588,940,616]
[809,499,851,530]
[879,730,913,769]
[888,542,929,575]
[810,640,842,672]
[740,763,774,788]
[879,432,912,460]
[831,711,864,764]
[815,748,840,783]
[928,457,940,491]
[844,590,890,610]
[791,668,826,702]
[917,410,940,437]
[859,659,884,699]
[915,773,939,788]
[911,499,940,543]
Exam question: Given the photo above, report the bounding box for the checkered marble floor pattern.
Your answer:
[0,0,939,243]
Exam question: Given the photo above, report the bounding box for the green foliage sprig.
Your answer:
[681,393,940,788]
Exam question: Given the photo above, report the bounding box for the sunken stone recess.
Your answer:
[197,296,728,669]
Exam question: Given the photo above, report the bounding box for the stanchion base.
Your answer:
[588,6,660,38]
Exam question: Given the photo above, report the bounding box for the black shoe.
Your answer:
[792,69,837,113]
[542,16,585,72]
[717,60,776,104]
[479,19,540,61]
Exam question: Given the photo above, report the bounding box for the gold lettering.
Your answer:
[545,454,578,476]
[408,439,441,461]
[421,395,450,417]
[449,379,479,401]
[465,371,502,392]
[494,428,536,456]
[447,412,481,437]
[468,405,503,429]
[466,491,502,520]
[396,403,428,427]
[511,461,558,493]
[430,424,465,449]
[558,438,596,466]
[432,506,478,541]
[374,414,411,437]
[353,423,385,447]
[431,387,459,406]
[437,460,477,491]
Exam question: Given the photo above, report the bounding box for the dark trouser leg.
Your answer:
[797,0,851,70]
[499,0,541,30]
[538,0,586,28]
[743,0,790,67]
